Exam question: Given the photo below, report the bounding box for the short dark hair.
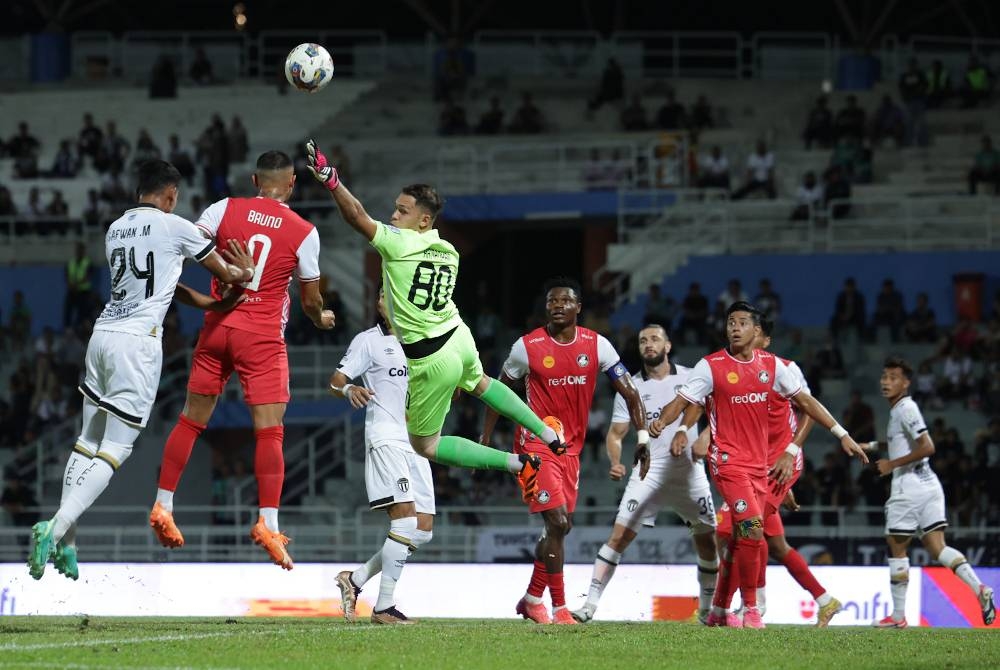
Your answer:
[883,355,914,380]
[640,323,670,340]
[543,276,583,300]
[726,300,761,323]
[401,184,444,221]
[135,160,181,199]
[256,150,293,172]
[759,317,774,337]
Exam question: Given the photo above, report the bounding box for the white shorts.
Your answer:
[615,457,716,534]
[366,440,436,515]
[79,330,162,428]
[885,471,947,537]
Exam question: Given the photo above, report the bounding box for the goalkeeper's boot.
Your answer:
[371,606,415,625]
[336,570,360,622]
[516,454,542,504]
[250,516,293,570]
[516,597,551,624]
[149,502,185,548]
[815,597,843,627]
[979,585,995,626]
[52,542,79,581]
[552,607,579,625]
[27,519,56,580]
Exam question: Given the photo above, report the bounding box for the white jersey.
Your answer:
[337,324,411,449]
[94,205,215,338]
[611,363,699,460]
[887,396,939,486]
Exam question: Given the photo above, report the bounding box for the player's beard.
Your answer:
[642,350,666,368]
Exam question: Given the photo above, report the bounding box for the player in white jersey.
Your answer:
[572,324,719,623]
[28,160,257,581]
[329,289,434,625]
[872,356,995,627]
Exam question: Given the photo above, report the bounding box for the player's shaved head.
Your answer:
[255,150,294,179]
[640,323,669,340]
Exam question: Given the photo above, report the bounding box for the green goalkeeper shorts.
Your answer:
[405,322,484,436]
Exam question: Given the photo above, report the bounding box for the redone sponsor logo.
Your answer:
[731,391,768,404]
[548,375,588,386]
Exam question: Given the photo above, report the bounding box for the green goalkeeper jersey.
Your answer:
[370,221,462,345]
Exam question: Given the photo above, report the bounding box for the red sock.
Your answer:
[527,560,548,598]
[713,534,737,609]
[254,425,284,508]
[757,540,769,588]
[781,548,826,599]
[734,536,764,608]
[158,414,206,491]
[548,571,566,608]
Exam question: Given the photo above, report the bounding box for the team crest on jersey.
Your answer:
[721,452,729,463]
[397,478,409,493]
[626,499,638,512]
[758,370,770,383]
[542,355,556,369]
[537,490,551,504]
[734,499,748,513]
[576,354,590,368]
[726,372,739,384]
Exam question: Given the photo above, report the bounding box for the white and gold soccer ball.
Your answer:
[284,43,334,93]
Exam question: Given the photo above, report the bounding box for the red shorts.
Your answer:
[712,467,766,527]
[764,467,802,518]
[717,470,799,538]
[188,324,290,405]
[517,441,580,514]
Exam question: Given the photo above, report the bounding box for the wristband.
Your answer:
[830,423,848,439]
[637,429,650,445]
[676,425,692,435]
[784,443,801,457]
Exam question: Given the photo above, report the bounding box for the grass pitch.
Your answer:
[0,617,994,669]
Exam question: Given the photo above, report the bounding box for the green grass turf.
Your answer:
[0,617,995,670]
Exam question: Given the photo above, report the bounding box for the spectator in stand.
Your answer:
[655,91,686,130]
[101,121,130,173]
[1,469,39,537]
[926,60,952,108]
[689,94,713,132]
[24,187,44,220]
[433,36,473,102]
[913,361,941,408]
[64,241,93,328]
[830,277,866,342]
[904,292,938,342]
[960,54,992,109]
[588,58,624,111]
[326,145,352,185]
[167,134,196,186]
[13,148,39,179]
[974,418,1000,467]
[643,284,675,328]
[939,346,974,401]
[7,122,40,160]
[189,47,214,85]
[0,186,16,216]
[676,282,709,345]
[790,171,823,221]
[870,95,905,147]
[44,191,69,233]
[753,278,781,325]
[475,97,504,135]
[872,278,905,342]
[951,317,982,355]
[77,112,103,161]
[228,116,248,163]
[508,92,544,134]
[438,99,469,136]
[696,145,730,191]
[9,290,31,351]
[149,54,178,99]
[620,93,649,131]
[816,451,849,526]
[822,165,852,219]
[802,96,834,149]
[731,140,776,200]
[833,95,866,142]
[48,140,80,178]
[197,115,229,199]
[55,326,85,387]
[968,135,1000,196]
[131,129,162,171]
[898,58,928,147]
[842,389,876,444]
[716,278,749,311]
[34,384,69,424]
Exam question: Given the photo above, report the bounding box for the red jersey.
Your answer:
[679,348,801,475]
[503,326,623,457]
[767,355,809,468]
[196,196,321,338]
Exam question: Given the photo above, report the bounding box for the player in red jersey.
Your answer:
[713,317,844,626]
[481,277,649,625]
[147,150,335,570]
[650,301,867,628]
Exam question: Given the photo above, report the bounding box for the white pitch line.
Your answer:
[0,631,232,651]
[0,662,241,670]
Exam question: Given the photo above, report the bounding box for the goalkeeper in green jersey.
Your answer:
[306,140,567,501]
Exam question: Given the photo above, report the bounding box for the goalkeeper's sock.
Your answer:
[436,435,520,472]
[479,379,557,443]
[158,414,206,494]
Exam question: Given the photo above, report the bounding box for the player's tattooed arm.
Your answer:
[200,239,255,285]
[648,395,691,438]
[605,421,630,481]
[612,373,650,479]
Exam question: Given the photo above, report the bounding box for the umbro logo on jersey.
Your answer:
[577,354,590,367]
[734,499,748,513]
[397,478,410,493]
[758,370,770,383]
[384,347,395,354]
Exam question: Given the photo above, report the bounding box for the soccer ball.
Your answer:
[284,43,334,93]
